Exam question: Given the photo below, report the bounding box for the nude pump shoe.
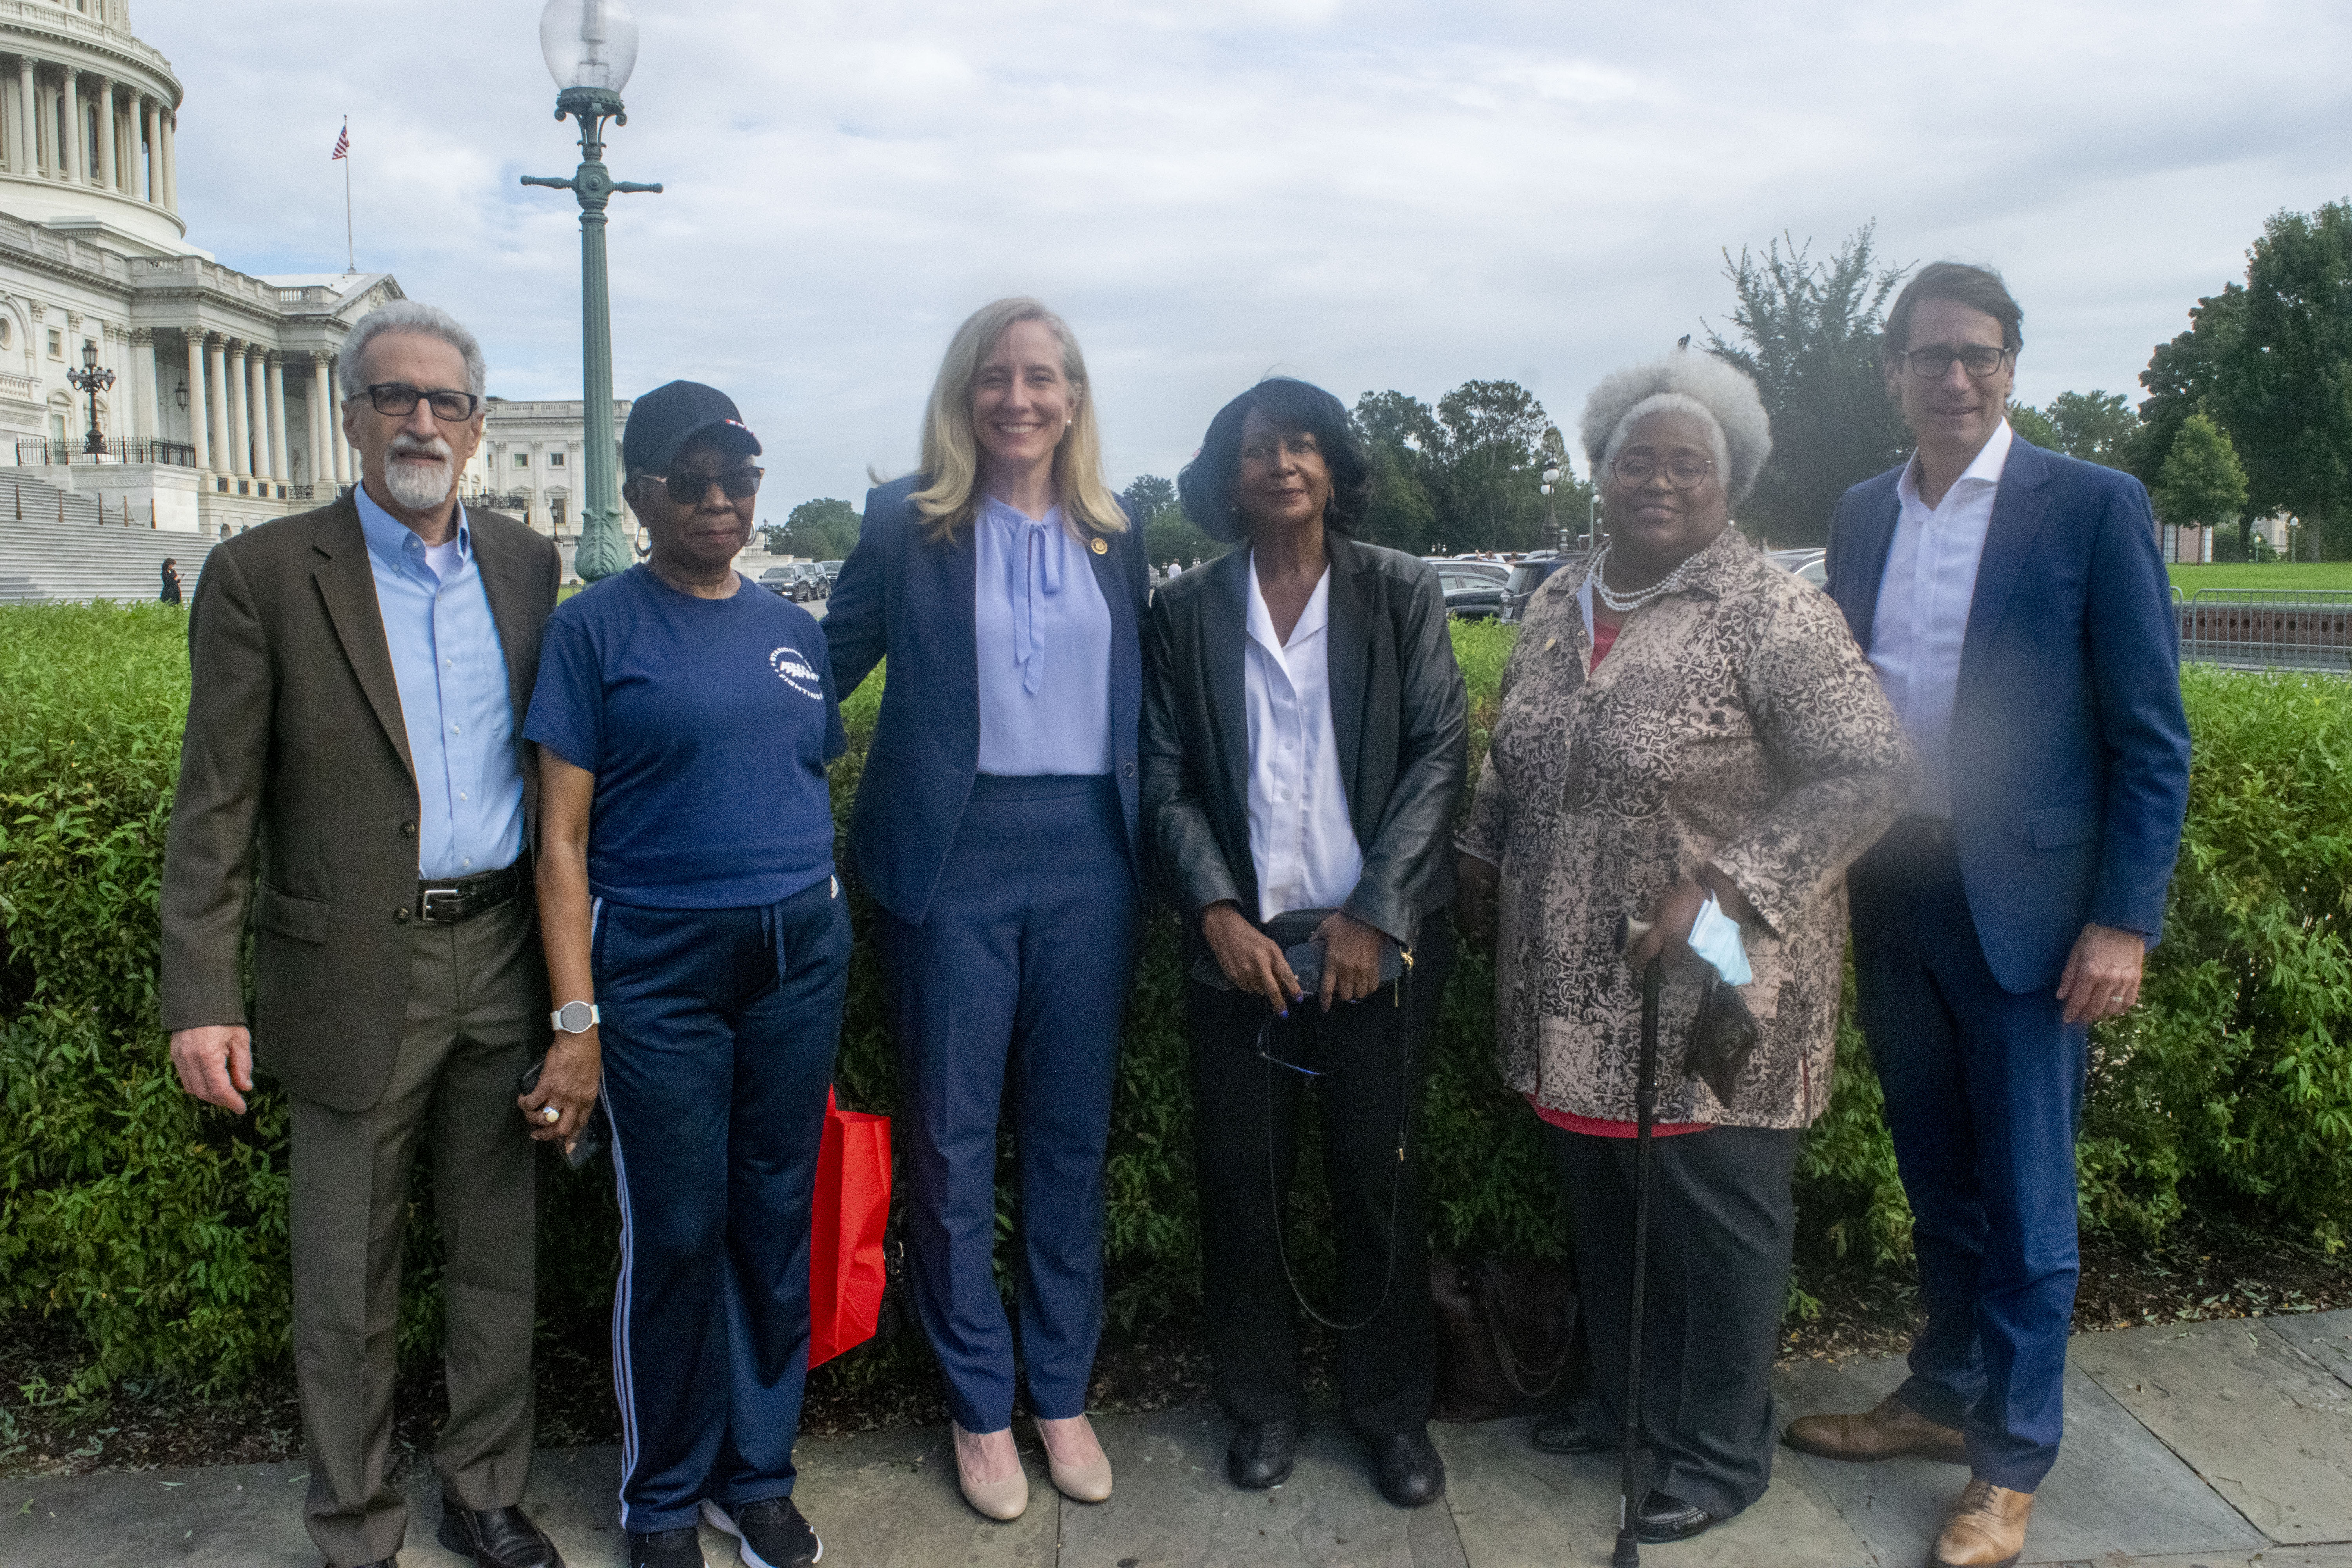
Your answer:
[951,1422,1029,1521]
[1036,1416,1114,1503]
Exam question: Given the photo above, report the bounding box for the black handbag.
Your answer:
[1429,1253,1579,1423]
[1689,971,1761,1107]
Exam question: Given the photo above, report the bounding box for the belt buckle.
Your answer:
[419,886,467,924]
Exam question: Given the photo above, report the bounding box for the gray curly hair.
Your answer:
[336,301,487,403]
[1579,351,1772,505]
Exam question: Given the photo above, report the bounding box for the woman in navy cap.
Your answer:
[523,381,844,1568]
[824,299,1149,1520]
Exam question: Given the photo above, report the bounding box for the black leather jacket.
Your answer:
[1142,532,1469,949]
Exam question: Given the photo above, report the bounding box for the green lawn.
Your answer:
[2168,563,2352,593]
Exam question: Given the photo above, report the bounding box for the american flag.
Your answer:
[330,126,348,161]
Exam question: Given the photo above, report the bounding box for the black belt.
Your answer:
[414,859,525,924]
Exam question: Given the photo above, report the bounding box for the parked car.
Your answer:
[1500,552,1582,622]
[818,559,844,587]
[1430,556,1510,585]
[756,563,827,602]
[1438,565,1506,619]
[756,565,799,598]
[1764,547,1828,590]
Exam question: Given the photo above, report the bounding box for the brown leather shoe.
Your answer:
[1783,1392,1968,1464]
[1931,1477,2033,1567]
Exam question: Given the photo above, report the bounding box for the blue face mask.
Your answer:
[1687,894,1752,987]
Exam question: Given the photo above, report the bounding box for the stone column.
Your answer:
[329,358,350,486]
[15,58,33,180]
[95,79,115,191]
[309,352,332,491]
[186,330,211,477]
[141,96,157,202]
[127,327,154,441]
[203,332,229,475]
[245,349,270,481]
[225,342,250,478]
[265,354,288,487]
[59,70,78,185]
[160,109,175,210]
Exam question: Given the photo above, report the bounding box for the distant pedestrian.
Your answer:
[160,301,563,1568]
[824,298,1148,1521]
[158,556,181,603]
[1787,263,2191,1568]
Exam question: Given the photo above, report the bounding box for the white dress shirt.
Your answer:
[1243,554,1363,922]
[1868,417,2014,815]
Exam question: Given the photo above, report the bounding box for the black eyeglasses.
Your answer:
[1609,455,1715,490]
[1894,345,2013,380]
[640,466,764,505]
[359,382,480,421]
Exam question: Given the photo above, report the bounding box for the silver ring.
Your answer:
[2107,994,2125,1005]
[541,1105,561,1123]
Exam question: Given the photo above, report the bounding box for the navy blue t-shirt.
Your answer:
[524,565,846,909]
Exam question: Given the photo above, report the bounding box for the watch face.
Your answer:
[556,1000,596,1033]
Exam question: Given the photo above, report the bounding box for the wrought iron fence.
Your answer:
[10,437,200,468]
[2176,590,2352,673]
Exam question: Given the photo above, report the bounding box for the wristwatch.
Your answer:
[551,1000,600,1034]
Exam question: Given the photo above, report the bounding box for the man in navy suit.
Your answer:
[1785,263,2190,1568]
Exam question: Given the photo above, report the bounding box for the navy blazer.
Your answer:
[823,475,1150,926]
[1826,439,2192,994]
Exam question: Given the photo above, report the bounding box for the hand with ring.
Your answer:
[519,1031,601,1148]
[2056,922,2146,1025]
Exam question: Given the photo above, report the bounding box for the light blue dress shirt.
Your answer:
[971,496,1114,776]
[356,486,526,880]
[1867,418,2013,816]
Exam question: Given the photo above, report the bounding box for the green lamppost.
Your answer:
[522,0,660,581]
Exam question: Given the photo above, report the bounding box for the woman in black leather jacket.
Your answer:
[1142,377,1468,1509]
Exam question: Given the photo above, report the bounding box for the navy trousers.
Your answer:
[595,876,850,1535]
[877,775,1141,1434]
[1849,820,2088,1492]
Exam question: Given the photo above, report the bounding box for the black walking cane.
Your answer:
[1611,915,1664,1568]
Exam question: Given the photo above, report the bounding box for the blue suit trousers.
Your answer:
[596,877,849,1534]
[1849,821,2087,1492]
[877,774,1141,1433]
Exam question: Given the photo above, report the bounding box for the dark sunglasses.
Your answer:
[639,465,764,505]
[359,382,480,421]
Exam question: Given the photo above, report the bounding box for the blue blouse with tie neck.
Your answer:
[971,495,1114,776]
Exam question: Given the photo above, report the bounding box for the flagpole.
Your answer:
[342,116,354,272]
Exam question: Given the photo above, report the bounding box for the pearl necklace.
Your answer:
[1586,543,1697,614]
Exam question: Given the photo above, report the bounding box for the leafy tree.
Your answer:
[2041,390,2138,468]
[2136,202,2352,557]
[2152,412,2250,547]
[767,496,861,560]
[1352,391,1444,554]
[1705,224,1914,547]
[2008,400,2060,451]
[1431,380,1555,553]
[1120,474,1176,522]
[1143,510,1227,569]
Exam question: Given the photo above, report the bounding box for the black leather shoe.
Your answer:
[437,1504,563,1568]
[1530,1412,1614,1455]
[626,1529,704,1568]
[1227,1419,1300,1489]
[1368,1428,1446,1508]
[1633,1487,1720,1543]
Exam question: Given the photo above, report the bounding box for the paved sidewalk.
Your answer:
[5,1312,2348,1567]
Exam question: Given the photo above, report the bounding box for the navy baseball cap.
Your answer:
[622,380,762,477]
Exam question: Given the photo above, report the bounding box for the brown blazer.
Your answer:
[159,491,561,1112]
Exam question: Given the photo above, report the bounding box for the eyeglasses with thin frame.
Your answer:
[639,466,764,505]
[1608,454,1715,490]
[359,382,481,422]
[1893,345,2013,380]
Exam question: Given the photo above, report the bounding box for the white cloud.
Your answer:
[148,0,2352,508]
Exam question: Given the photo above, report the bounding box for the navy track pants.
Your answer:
[595,874,849,1534]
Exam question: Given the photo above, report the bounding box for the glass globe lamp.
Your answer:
[540,0,639,101]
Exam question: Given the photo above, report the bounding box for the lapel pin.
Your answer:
[1546,636,1559,651]
[1090,537,1107,555]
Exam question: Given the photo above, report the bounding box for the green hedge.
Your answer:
[3,606,2348,1398]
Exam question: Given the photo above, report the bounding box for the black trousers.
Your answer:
[1185,915,1452,1439]
[1551,1120,1800,1520]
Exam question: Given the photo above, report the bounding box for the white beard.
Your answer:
[382,452,452,510]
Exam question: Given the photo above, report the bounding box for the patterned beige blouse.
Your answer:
[1459,529,1913,1130]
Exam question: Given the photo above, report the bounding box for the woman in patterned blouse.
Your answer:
[1455,352,1912,1545]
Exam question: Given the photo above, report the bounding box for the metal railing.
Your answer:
[460,490,533,514]
[2177,590,2352,673]
[11,437,199,468]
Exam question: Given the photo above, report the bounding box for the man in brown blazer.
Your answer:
[162,302,568,1568]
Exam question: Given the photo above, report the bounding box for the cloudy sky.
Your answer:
[151,0,2347,506]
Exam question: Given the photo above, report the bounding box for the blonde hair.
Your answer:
[909,298,1126,544]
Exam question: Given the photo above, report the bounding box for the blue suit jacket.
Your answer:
[1826,439,2191,994]
[823,475,1150,926]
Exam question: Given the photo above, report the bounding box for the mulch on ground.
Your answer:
[3,1205,2344,1478]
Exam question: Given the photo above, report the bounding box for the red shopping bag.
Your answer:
[809,1087,892,1368]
